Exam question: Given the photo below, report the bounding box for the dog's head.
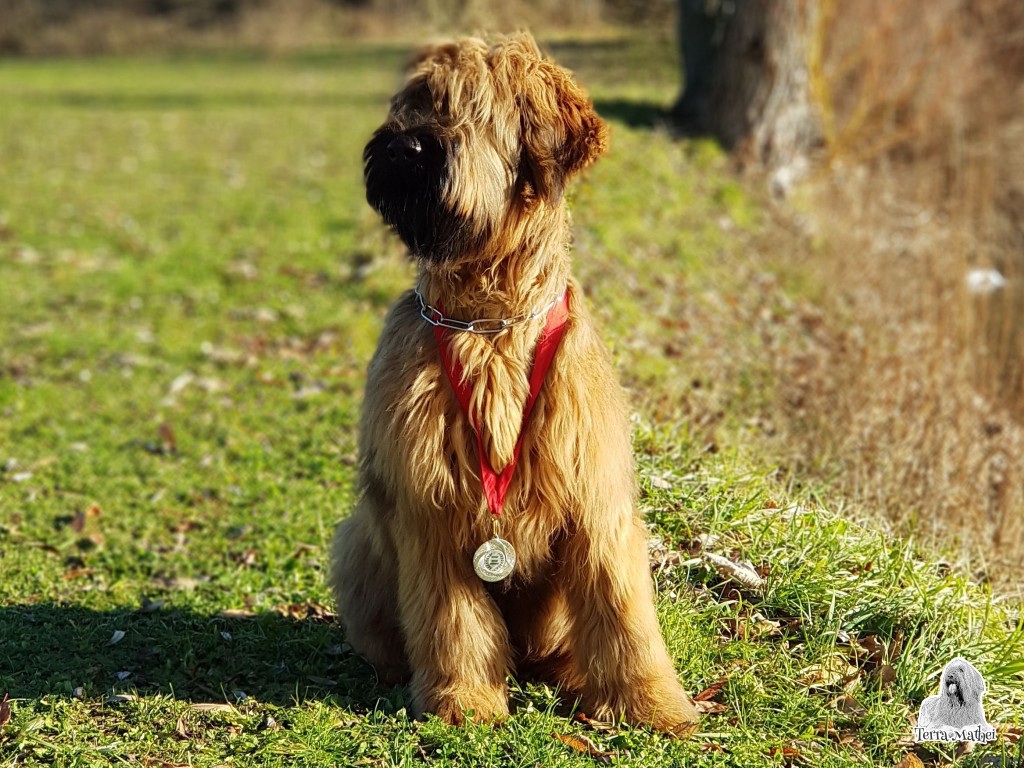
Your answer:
[940,657,986,709]
[363,32,609,263]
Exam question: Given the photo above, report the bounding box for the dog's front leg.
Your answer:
[395,522,512,724]
[564,509,700,737]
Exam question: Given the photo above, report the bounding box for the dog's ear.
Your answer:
[502,35,609,203]
[968,665,986,697]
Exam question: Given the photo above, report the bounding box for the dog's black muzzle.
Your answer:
[363,129,469,262]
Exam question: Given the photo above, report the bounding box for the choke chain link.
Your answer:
[415,289,563,334]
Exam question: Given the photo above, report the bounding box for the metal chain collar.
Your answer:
[414,288,565,334]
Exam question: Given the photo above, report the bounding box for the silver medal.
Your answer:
[473,536,516,582]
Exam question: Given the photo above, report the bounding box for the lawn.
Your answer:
[1,38,1022,767]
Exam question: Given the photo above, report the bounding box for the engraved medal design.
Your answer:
[473,535,516,582]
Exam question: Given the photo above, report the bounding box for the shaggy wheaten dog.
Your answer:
[918,657,988,730]
[329,32,699,736]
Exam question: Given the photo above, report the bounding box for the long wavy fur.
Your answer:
[329,32,699,737]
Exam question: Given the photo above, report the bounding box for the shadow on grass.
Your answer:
[594,98,673,130]
[0,603,400,711]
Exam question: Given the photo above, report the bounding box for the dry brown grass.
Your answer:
[0,0,667,56]
[769,0,1024,590]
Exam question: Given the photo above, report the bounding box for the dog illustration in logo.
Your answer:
[918,657,988,730]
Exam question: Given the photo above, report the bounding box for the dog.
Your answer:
[329,32,699,737]
[918,657,988,730]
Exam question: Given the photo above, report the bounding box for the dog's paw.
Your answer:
[419,686,510,725]
[584,679,700,739]
[636,681,700,739]
[648,693,700,739]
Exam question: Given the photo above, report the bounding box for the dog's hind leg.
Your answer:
[395,519,512,724]
[563,510,700,738]
[329,496,409,685]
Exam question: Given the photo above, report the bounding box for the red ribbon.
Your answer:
[434,293,570,517]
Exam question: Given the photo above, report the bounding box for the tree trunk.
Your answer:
[676,0,822,171]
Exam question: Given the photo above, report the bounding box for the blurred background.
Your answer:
[2,0,1022,593]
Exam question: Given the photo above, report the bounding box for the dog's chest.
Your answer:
[466,357,530,473]
[366,310,577,566]
[441,332,540,474]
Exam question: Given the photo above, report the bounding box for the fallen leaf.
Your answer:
[703,552,766,591]
[158,423,176,453]
[109,630,126,645]
[257,714,279,731]
[152,576,199,591]
[723,613,783,640]
[996,724,1023,744]
[232,549,258,567]
[553,732,613,763]
[694,700,730,714]
[274,602,336,622]
[833,694,867,719]
[768,744,804,766]
[200,342,249,366]
[751,612,782,635]
[174,716,190,739]
[694,678,728,702]
[696,533,721,549]
[700,742,727,754]
[872,663,897,688]
[0,693,11,727]
[954,741,975,758]
[648,475,672,490]
[218,608,256,620]
[63,567,94,581]
[106,693,137,704]
[798,655,860,689]
[858,634,886,664]
[894,754,924,768]
[190,703,234,713]
[574,711,619,732]
[647,539,702,572]
[138,597,165,613]
[143,758,189,768]
[293,384,326,400]
[817,723,865,750]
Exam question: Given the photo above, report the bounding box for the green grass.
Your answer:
[1,38,1022,767]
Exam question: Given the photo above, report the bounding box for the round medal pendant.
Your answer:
[472,536,516,582]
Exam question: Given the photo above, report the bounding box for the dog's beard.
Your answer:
[363,130,477,263]
[946,680,964,707]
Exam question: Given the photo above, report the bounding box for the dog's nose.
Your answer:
[386,135,422,164]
